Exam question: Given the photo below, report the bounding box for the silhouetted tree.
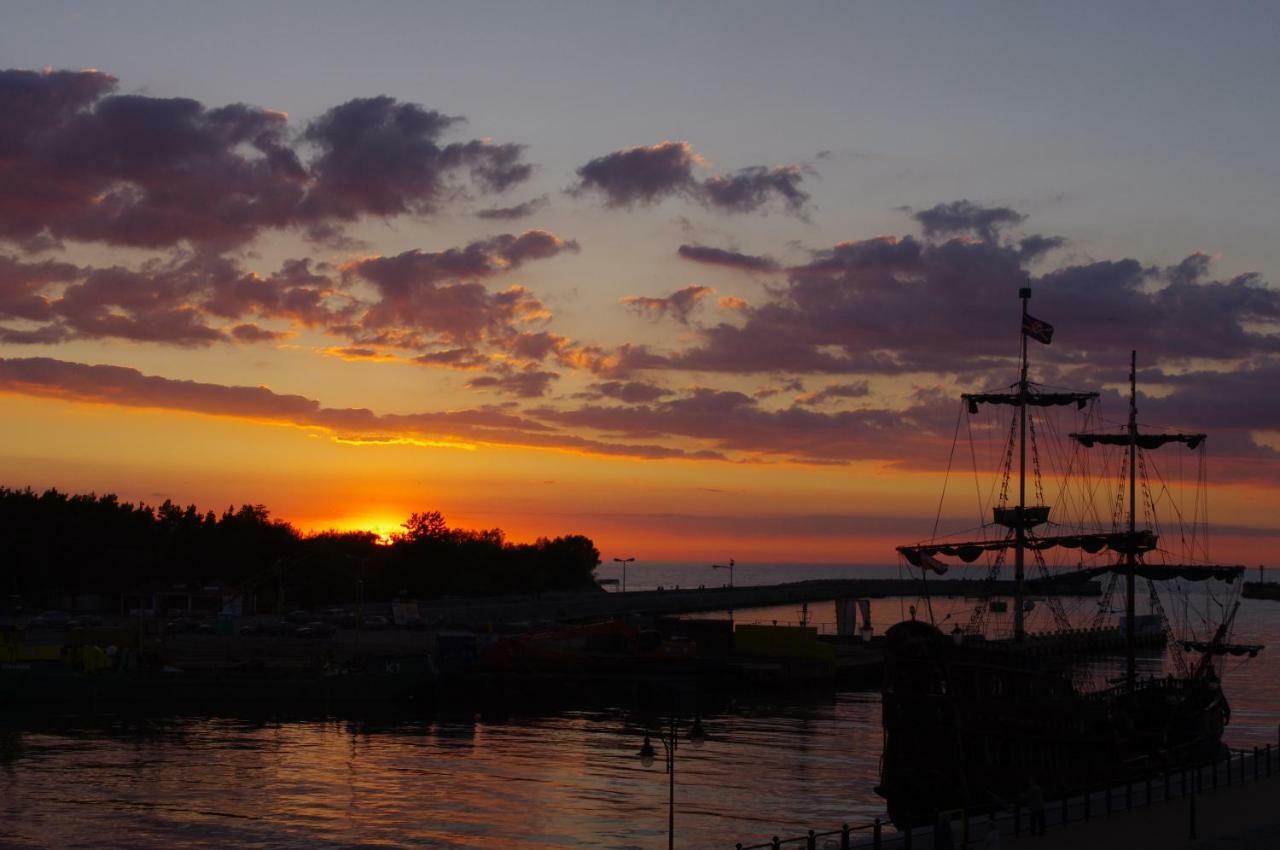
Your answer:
[0,490,602,608]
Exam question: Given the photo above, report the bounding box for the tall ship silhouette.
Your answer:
[876,287,1261,826]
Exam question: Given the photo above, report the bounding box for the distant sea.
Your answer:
[592,560,904,593]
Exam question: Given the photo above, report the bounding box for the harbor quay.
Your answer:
[734,742,1280,850]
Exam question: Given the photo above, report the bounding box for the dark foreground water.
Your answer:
[2,565,1277,849]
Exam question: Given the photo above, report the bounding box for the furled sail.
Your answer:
[1062,563,1245,583]
[897,530,1157,568]
[1070,432,1206,450]
[963,391,1098,415]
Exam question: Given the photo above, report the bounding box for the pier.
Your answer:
[412,577,1100,626]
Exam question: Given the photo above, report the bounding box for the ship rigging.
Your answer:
[877,287,1262,826]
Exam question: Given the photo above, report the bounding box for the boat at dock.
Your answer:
[0,625,436,706]
[877,287,1261,827]
[1242,581,1280,601]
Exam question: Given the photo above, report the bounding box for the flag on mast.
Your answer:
[1023,313,1054,344]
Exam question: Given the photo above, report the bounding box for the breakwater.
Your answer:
[414,576,1101,626]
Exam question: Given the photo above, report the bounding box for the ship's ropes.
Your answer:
[1110,443,1128,532]
[1091,572,1121,631]
[1031,545,1073,631]
[1029,407,1047,509]
[994,409,1017,512]
[966,542,1008,636]
[1147,578,1189,677]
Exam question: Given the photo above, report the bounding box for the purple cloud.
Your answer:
[0,68,535,250]
[796,381,872,405]
[475,196,550,220]
[622,285,713,325]
[700,165,808,215]
[572,140,810,215]
[0,355,722,461]
[677,244,779,273]
[914,200,1026,243]
[466,365,560,398]
[302,96,531,220]
[582,380,671,403]
[571,141,699,207]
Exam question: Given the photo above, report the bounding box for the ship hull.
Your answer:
[877,620,1227,827]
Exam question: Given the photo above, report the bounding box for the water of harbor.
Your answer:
[2,564,1278,849]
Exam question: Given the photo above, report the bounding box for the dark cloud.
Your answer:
[677,244,779,273]
[0,70,306,248]
[54,262,227,346]
[505,331,569,361]
[622,285,713,325]
[412,347,491,369]
[583,380,671,403]
[593,217,1280,394]
[0,227,576,352]
[914,200,1026,243]
[534,386,951,465]
[571,141,809,215]
[230,323,288,343]
[700,166,809,215]
[0,325,69,344]
[347,230,578,298]
[345,230,577,345]
[302,96,530,219]
[475,196,549,220]
[0,251,348,348]
[0,255,79,321]
[571,141,699,207]
[0,69,534,250]
[466,365,559,398]
[796,381,872,405]
[1018,234,1066,262]
[0,356,721,462]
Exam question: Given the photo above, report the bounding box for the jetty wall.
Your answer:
[413,577,1100,627]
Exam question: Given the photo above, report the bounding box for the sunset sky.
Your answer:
[2,3,1279,564]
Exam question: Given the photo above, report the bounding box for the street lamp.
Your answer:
[711,558,734,589]
[613,557,635,593]
[637,714,707,850]
[712,559,736,624]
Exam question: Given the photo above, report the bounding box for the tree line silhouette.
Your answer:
[0,488,601,609]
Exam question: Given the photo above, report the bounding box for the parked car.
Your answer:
[27,610,71,629]
[295,621,336,638]
[242,620,290,637]
[360,615,391,631]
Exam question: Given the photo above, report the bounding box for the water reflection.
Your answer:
[0,694,886,849]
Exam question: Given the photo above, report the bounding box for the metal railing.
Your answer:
[735,737,1279,849]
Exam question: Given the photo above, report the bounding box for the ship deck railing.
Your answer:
[733,736,1279,849]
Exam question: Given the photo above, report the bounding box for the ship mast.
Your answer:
[1014,287,1031,642]
[1126,350,1138,690]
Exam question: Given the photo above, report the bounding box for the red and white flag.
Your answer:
[1022,313,1054,345]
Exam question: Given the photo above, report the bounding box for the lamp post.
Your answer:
[711,558,734,589]
[613,556,635,593]
[712,559,735,624]
[638,714,706,850]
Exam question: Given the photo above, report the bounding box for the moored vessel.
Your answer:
[877,288,1259,826]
